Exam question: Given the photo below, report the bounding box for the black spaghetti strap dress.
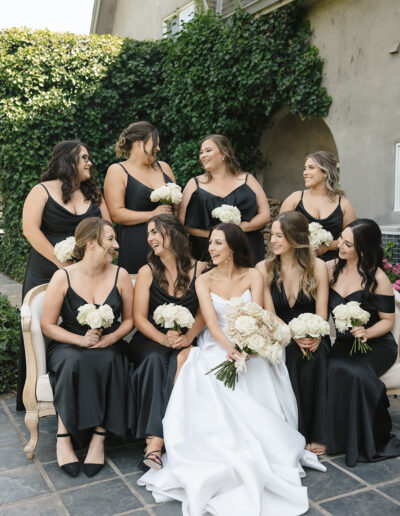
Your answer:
[295,191,342,262]
[270,276,330,445]
[126,262,200,439]
[46,267,129,444]
[17,184,101,410]
[184,175,265,264]
[117,163,172,274]
[328,288,400,466]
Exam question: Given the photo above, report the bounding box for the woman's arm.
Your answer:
[255,262,277,313]
[22,185,65,268]
[279,191,302,214]
[91,268,134,348]
[239,175,270,232]
[341,197,357,228]
[41,270,99,347]
[314,259,329,320]
[99,196,112,223]
[249,268,264,305]
[179,178,210,239]
[132,265,175,346]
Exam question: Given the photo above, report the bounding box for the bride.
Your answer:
[138,223,326,516]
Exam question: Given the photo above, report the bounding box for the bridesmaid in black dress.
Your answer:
[257,211,330,455]
[179,134,270,264]
[327,219,400,466]
[280,151,356,261]
[19,141,110,410]
[104,121,177,274]
[42,218,134,477]
[127,214,205,470]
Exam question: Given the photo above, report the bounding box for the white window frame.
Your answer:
[394,143,400,211]
[163,1,196,38]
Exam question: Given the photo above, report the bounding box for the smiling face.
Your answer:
[76,146,92,182]
[337,227,357,261]
[208,229,232,265]
[270,221,291,256]
[97,224,119,262]
[147,221,171,256]
[303,157,326,189]
[199,139,225,172]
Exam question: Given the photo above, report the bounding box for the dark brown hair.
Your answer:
[210,223,253,268]
[147,214,193,296]
[200,134,242,182]
[41,141,102,205]
[115,121,159,166]
[265,211,317,299]
[73,217,114,260]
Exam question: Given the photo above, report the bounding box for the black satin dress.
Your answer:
[127,262,199,439]
[117,163,172,274]
[295,191,342,262]
[271,277,330,444]
[17,184,102,410]
[328,288,400,466]
[47,267,129,444]
[184,175,265,264]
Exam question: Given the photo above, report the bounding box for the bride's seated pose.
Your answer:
[138,223,326,516]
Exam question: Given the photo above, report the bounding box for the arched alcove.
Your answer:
[259,108,338,200]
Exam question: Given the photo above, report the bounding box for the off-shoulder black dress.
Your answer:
[127,262,199,439]
[18,184,101,410]
[295,191,342,262]
[271,276,330,445]
[184,175,265,264]
[328,289,400,466]
[117,163,172,274]
[46,267,129,444]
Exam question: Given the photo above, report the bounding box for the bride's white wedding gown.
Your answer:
[138,290,326,516]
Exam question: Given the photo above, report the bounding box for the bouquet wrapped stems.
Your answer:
[206,344,249,390]
[350,320,372,355]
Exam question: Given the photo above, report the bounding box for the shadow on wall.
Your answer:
[260,107,338,200]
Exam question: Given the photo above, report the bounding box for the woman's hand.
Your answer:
[294,337,316,357]
[171,334,191,349]
[90,333,115,348]
[350,326,368,343]
[315,243,331,256]
[152,204,173,216]
[161,330,180,347]
[80,329,102,348]
[226,345,242,362]
[239,221,250,232]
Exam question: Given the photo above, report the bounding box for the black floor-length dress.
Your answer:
[295,190,342,262]
[328,288,400,466]
[18,184,101,410]
[271,276,330,445]
[184,175,265,264]
[47,267,128,444]
[127,263,199,439]
[116,164,172,274]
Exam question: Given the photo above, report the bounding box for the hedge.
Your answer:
[0,3,331,281]
[0,294,19,394]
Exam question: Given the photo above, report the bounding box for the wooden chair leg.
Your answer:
[24,410,39,459]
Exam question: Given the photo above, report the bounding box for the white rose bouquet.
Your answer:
[308,222,333,252]
[153,303,195,331]
[332,301,371,355]
[54,236,76,264]
[150,183,182,205]
[206,298,291,389]
[77,303,115,330]
[211,204,241,225]
[288,312,330,360]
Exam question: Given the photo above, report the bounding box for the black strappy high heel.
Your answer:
[143,437,163,470]
[83,429,106,478]
[56,433,80,477]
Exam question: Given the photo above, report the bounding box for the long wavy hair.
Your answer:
[200,134,242,182]
[115,121,160,169]
[210,223,253,268]
[147,214,193,296]
[73,217,114,260]
[265,211,317,299]
[306,150,344,200]
[331,219,383,295]
[41,141,102,205]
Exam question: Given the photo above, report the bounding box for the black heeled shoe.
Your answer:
[83,429,106,478]
[56,433,80,477]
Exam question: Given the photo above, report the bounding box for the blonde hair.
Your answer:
[306,150,344,200]
[200,134,242,182]
[265,211,317,299]
[73,218,114,260]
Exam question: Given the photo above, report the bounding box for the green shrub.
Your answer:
[0,294,19,394]
[0,3,331,281]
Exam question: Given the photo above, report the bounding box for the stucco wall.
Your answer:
[306,0,400,224]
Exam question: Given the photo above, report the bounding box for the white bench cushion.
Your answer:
[36,374,53,402]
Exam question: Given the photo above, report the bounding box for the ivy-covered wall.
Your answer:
[0,4,331,281]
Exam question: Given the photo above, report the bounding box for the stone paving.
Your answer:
[0,394,399,515]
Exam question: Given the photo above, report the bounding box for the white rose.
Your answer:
[332,303,349,322]
[153,304,167,325]
[97,304,114,329]
[272,323,291,347]
[246,333,266,355]
[212,205,241,225]
[175,306,195,329]
[54,236,76,263]
[241,302,264,318]
[160,303,179,328]
[266,343,283,364]
[261,310,277,331]
[85,309,103,329]
[289,318,307,338]
[151,185,172,204]
[77,303,97,326]
[234,315,258,336]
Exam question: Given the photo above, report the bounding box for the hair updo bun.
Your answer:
[115,121,159,159]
